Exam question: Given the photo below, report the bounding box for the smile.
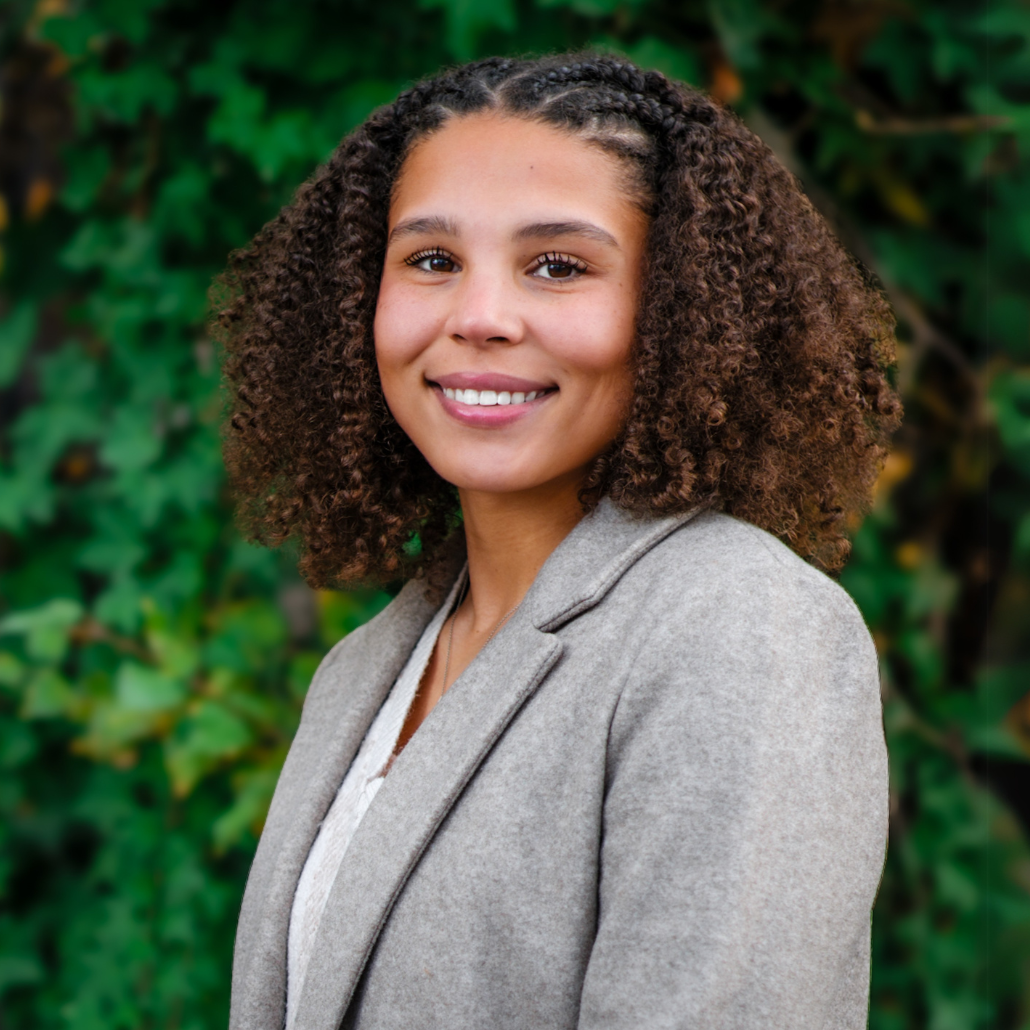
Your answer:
[442,387,547,406]
[428,373,557,427]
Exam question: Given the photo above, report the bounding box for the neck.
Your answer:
[457,471,587,633]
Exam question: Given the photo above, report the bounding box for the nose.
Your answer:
[443,266,524,347]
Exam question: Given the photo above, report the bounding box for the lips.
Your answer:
[429,372,556,426]
[428,371,557,412]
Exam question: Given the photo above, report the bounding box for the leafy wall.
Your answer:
[1,0,1028,1026]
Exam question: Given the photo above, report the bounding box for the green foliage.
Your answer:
[1,0,1028,1026]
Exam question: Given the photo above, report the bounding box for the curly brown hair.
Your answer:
[215,52,901,588]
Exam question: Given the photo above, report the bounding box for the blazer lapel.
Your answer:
[290,499,702,1030]
[290,617,563,1030]
[230,578,443,1030]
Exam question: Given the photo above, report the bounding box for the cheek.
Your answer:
[542,297,636,389]
[373,282,409,376]
[373,277,441,375]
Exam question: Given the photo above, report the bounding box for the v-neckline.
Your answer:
[385,564,468,770]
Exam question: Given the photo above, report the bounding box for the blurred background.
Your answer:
[0,0,1028,1026]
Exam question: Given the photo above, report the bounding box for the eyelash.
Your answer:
[403,248,588,279]
[405,247,453,269]
[531,252,588,279]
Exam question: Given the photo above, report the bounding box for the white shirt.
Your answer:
[285,572,464,1029]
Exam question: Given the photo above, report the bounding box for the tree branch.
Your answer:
[855,110,1011,135]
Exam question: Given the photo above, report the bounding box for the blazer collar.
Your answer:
[526,496,704,632]
[247,500,702,1030]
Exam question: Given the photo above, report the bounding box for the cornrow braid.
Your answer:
[216,50,900,589]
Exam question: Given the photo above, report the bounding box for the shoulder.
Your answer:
[624,509,871,647]
[601,513,886,816]
[599,510,880,729]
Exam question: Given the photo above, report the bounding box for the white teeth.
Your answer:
[447,387,547,406]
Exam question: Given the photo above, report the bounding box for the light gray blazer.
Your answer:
[230,501,888,1030]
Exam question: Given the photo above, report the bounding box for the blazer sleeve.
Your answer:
[577,562,888,1030]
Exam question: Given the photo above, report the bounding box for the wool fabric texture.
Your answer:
[230,500,888,1030]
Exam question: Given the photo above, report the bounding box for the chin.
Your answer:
[429,457,549,496]
[443,473,541,495]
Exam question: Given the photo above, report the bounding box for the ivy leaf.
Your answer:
[165,701,254,797]
[0,955,44,993]
[990,370,1030,475]
[21,668,75,719]
[0,598,85,663]
[211,766,279,852]
[115,662,188,713]
[0,303,36,389]
[419,0,515,61]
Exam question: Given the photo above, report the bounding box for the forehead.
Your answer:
[389,112,642,232]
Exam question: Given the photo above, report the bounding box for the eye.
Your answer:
[531,252,588,281]
[405,248,459,274]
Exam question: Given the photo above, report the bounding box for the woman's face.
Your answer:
[375,112,649,498]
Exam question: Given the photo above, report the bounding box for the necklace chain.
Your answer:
[441,575,521,694]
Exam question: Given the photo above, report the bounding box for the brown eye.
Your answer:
[532,253,586,281]
[406,249,458,273]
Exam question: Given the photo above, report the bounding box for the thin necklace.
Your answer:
[441,575,522,694]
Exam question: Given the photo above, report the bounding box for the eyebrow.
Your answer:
[387,216,620,249]
[388,216,460,244]
[512,220,620,249]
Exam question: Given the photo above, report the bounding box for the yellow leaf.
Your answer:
[25,179,54,221]
[895,541,925,569]
[873,169,931,226]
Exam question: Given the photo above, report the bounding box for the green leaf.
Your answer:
[613,38,702,85]
[165,700,254,796]
[0,955,44,992]
[211,767,279,852]
[0,652,26,688]
[0,718,38,769]
[20,668,75,719]
[419,0,515,60]
[990,370,1030,474]
[202,600,288,672]
[316,589,392,648]
[115,662,187,712]
[708,0,776,71]
[976,663,1030,724]
[0,598,85,662]
[0,303,37,389]
[99,407,164,474]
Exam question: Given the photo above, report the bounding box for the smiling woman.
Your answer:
[215,52,901,1030]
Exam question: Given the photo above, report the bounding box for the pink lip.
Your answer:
[431,371,556,393]
[433,385,554,427]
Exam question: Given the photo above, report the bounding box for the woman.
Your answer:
[218,53,901,1030]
